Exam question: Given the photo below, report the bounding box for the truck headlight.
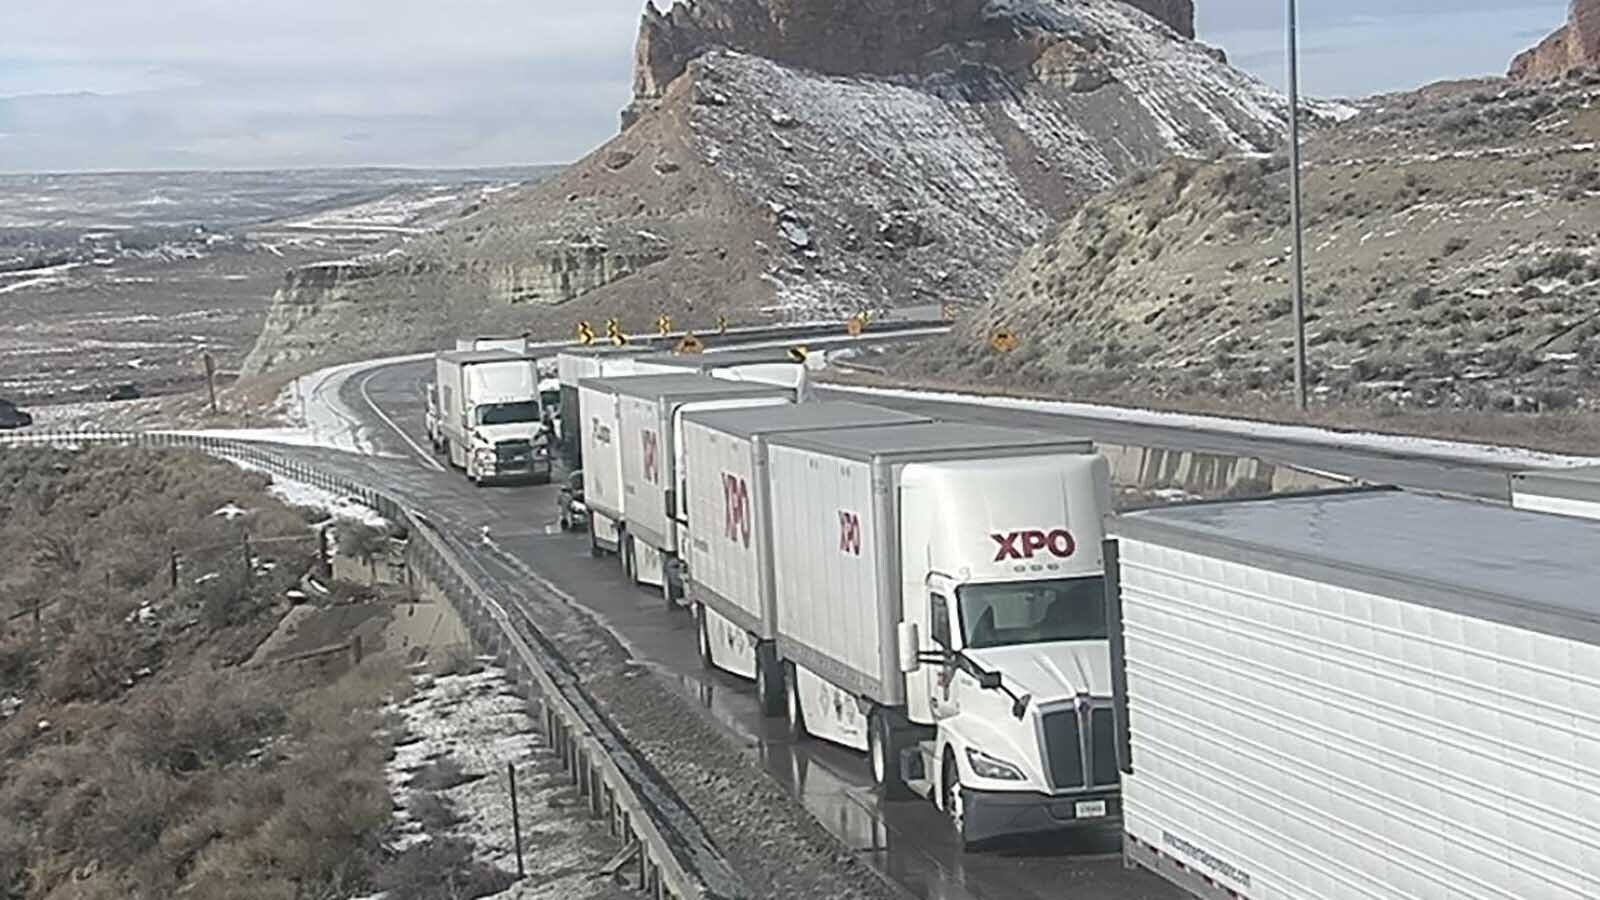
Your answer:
[965,747,1025,781]
[474,448,495,463]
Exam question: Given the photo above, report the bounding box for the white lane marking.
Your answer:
[359,366,446,473]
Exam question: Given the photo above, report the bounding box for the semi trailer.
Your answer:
[429,350,552,485]
[1108,488,1600,900]
[555,347,671,468]
[578,373,792,595]
[679,402,932,706]
[456,336,531,354]
[758,422,1117,847]
[1510,464,1600,521]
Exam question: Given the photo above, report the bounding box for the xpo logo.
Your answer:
[991,528,1076,562]
[723,473,751,548]
[839,511,863,556]
[642,430,660,484]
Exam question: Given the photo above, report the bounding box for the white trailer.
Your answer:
[556,347,682,468]
[680,402,932,709]
[762,422,1116,847]
[456,336,531,354]
[1510,464,1600,521]
[585,374,793,599]
[432,350,552,485]
[1108,488,1600,900]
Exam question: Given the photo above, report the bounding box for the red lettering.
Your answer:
[723,473,750,548]
[991,528,1077,562]
[839,511,862,556]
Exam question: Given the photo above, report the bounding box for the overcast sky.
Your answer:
[0,0,1572,173]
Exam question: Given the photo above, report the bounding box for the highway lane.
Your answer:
[331,359,1181,900]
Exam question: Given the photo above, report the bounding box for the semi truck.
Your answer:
[757,422,1117,847]
[430,349,552,485]
[680,402,933,710]
[1107,488,1600,900]
[578,373,792,597]
[1510,464,1600,521]
[556,346,668,468]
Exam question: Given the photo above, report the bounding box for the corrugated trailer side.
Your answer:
[578,381,624,523]
[767,442,897,703]
[1110,491,1600,900]
[683,418,767,636]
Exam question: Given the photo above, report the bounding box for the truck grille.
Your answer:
[496,441,533,465]
[1041,709,1085,790]
[1040,704,1121,791]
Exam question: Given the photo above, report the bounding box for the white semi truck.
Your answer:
[680,402,932,711]
[456,336,531,354]
[578,373,792,595]
[1510,464,1600,521]
[1107,488,1600,900]
[758,422,1117,847]
[431,349,552,485]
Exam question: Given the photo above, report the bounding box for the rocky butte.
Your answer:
[243,0,1290,377]
[1510,0,1600,80]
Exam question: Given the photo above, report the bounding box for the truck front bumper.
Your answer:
[475,459,553,485]
[962,787,1121,844]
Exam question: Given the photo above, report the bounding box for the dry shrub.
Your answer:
[408,792,465,833]
[41,614,134,703]
[115,670,286,775]
[372,837,516,900]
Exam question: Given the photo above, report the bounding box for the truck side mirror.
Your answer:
[977,670,1002,691]
[897,622,920,674]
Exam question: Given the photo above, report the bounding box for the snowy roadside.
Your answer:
[373,666,631,900]
[831,384,1600,471]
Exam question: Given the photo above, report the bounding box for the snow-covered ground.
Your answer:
[832,384,1600,470]
[227,462,390,527]
[379,667,625,900]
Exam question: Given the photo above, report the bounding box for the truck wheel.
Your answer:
[695,605,714,670]
[755,645,783,718]
[942,749,974,851]
[870,711,914,801]
[783,663,807,743]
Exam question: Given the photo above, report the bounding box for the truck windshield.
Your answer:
[477,402,542,426]
[956,577,1107,649]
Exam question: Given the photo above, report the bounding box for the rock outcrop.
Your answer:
[243,0,1293,377]
[627,0,1195,124]
[1510,0,1600,80]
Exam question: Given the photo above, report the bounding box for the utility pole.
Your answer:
[1287,0,1309,412]
[202,352,219,417]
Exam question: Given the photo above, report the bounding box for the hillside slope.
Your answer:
[243,0,1291,376]
[915,74,1600,420]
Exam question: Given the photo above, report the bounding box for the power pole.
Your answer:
[202,352,219,417]
[1287,0,1309,412]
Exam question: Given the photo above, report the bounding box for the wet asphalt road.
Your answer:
[322,359,1184,900]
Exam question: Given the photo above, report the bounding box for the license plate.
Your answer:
[1075,800,1107,819]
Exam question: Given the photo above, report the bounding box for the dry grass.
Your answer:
[0,446,405,900]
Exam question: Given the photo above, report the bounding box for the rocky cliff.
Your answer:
[628,0,1195,123]
[243,0,1291,377]
[1510,0,1600,80]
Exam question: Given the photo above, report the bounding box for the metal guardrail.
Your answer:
[0,428,734,900]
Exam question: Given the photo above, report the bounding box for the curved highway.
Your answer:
[322,349,1536,898]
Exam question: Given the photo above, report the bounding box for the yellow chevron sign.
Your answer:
[787,346,809,363]
[577,322,596,346]
[657,315,673,337]
[717,316,729,335]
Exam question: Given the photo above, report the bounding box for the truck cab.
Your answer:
[435,350,553,486]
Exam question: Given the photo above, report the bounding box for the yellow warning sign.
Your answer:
[657,315,673,338]
[941,302,956,322]
[717,316,729,336]
[846,316,865,337]
[676,333,705,355]
[577,321,596,346]
[990,329,1019,354]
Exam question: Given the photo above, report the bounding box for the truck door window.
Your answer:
[930,593,952,648]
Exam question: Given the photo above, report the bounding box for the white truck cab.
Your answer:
[434,349,553,486]
[762,423,1115,847]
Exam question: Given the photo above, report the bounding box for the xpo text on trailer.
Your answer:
[578,373,791,588]
[760,422,1117,847]
[1108,488,1600,900]
[680,402,932,710]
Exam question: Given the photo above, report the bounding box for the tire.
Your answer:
[942,749,974,851]
[755,644,784,718]
[870,710,914,800]
[783,663,807,743]
[695,605,714,670]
